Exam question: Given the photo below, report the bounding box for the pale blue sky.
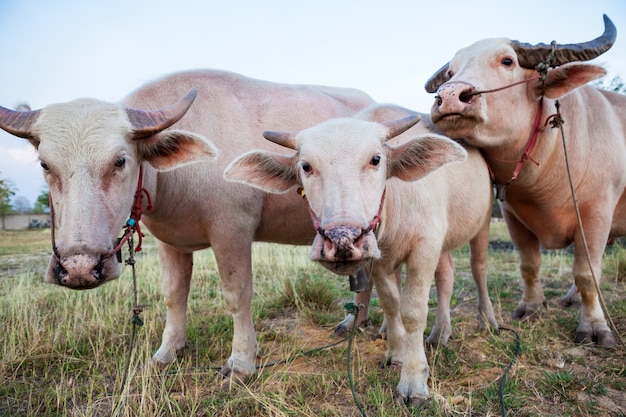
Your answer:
[1,0,625,205]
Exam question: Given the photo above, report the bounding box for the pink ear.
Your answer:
[386,134,466,182]
[223,150,299,193]
[137,130,218,171]
[541,63,607,99]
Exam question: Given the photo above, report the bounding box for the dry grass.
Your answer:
[0,222,624,416]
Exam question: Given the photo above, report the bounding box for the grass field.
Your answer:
[0,223,624,416]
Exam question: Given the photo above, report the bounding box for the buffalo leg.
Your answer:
[152,241,193,365]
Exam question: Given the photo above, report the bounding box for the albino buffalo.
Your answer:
[0,70,375,380]
[224,104,495,405]
[426,14,622,346]
[334,105,498,347]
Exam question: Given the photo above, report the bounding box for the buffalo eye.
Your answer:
[115,157,126,168]
[40,161,49,171]
[502,57,514,66]
[370,155,381,166]
[301,161,312,173]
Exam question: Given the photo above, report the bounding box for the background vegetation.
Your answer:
[0,223,624,416]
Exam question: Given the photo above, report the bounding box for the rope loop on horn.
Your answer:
[535,41,558,80]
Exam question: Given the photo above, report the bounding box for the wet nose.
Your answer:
[319,224,363,261]
[53,253,105,289]
[434,82,477,112]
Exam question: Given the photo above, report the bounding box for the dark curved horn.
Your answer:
[513,14,616,69]
[126,88,199,139]
[382,114,421,141]
[15,104,31,112]
[263,131,297,149]
[425,62,450,93]
[0,104,41,139]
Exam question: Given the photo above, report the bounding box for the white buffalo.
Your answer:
[0,69,375,381]
[427,14,622,347]
[224,104,495,405]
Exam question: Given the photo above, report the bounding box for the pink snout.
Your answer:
[431,82,482,138]
[47,251,120,290]
[431,82,476,120]
[310,224,380,275]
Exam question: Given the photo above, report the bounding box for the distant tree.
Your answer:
[12,196,32,213]
[0,173,16,229]
[593,75,626,94]
[33,187,50,214]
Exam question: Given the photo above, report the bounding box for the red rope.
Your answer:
[505,96,544,182]
[127,165,153,252]
[472,74,558,200]
[106,165,152,257]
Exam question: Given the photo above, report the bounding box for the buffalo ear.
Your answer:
[137,129,218,171]
[386,134,467,182]
[539,63,606,99]
[224,150,299,193]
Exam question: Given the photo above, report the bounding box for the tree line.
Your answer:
[0,174,49,215]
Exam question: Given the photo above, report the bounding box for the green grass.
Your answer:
[0,222,625,416]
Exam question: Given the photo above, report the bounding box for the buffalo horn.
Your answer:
[425,62,451,94]
[382,114,421,141]
[0,104,41,140]
[126,88,199,139]
[513,14,616,69]
[263,131,297,149]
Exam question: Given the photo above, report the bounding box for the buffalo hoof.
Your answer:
[146,358,171,373]
[574,330,616,347]
[559,288,581,309]
[217,366,251,385]
[478,311,500,333]
[425,327,451,348]
[333,314,355,337]
[334,314,372,338]
[394,391,428,409]
[512,301,547,322]
[379,359,402,371]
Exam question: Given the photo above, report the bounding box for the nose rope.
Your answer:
[49,165,153,263]
[464,76,543,98]
[436,76,547,201]
[438,44,560,201]
[296,187,385,242]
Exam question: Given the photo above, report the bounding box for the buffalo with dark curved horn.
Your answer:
[425,14,616,93]
[426,15,623,347]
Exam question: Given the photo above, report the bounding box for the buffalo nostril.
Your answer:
[93,263,105,282]
[435,95,443,106]
[459,89,476,103]
[55,264,69,285]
